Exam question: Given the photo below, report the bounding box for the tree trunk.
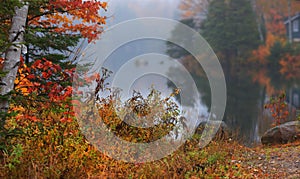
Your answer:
[0,3,29,117]
[251,0,264,42]
[288,88,293,121]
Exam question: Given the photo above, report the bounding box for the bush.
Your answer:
[264,91,289,126]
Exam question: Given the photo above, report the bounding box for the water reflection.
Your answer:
[101,38,299,146]
[167,47,300,145]
[101,0,300,145]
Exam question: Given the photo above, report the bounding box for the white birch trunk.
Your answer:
[0,4,29,114]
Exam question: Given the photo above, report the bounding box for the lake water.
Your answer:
[98,38,300,146]
[93,0,300,146]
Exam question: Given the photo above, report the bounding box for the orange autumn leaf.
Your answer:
[279,54,300,80]
[14,58,77,122]
[28,0,108,42]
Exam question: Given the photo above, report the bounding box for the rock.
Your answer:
[194,121,231,141]
[261,121,300,145]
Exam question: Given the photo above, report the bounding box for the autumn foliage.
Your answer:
[0,1,108,176]
[28,0,107,42]
[12,57,75,122]
[279,54,300,80]
[1,0,300,178]
[264,92,290,126]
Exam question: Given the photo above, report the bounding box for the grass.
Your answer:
[0,133,268,178]
[1,112,299,178]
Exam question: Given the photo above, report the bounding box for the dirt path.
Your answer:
[239,141,300,178]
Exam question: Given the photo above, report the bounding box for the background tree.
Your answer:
[178,0,211,27]
[168,0,262,141]
[202,0,260,66]
[250,1,300,124]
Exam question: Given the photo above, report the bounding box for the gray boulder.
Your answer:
[194,121,231,141]
[261,121,300,145]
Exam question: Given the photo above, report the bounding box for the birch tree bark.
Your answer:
[0,3,29,117]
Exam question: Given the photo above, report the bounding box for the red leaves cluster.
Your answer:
[14,58,75,122]
[0,57,4,70]
[264,92,289,126]
[14,58,104,123]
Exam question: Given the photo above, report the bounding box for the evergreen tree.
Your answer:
[167,0,263,142]
[201,0,261,141]
[202,0,260,62]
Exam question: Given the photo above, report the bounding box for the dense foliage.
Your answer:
[0,0,300,178]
